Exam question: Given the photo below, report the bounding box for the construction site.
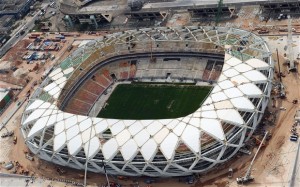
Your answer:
[0,0,299,187]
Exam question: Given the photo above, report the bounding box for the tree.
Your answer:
[215,0,223,26]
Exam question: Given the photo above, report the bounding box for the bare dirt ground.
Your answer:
[166,13,191,27]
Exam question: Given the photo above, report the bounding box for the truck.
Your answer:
[258,29,269,34]
[13,136,17,144]
[144,178,157,184]
[290,136,298,142]
[237,176,254,184]
[67,45,73,52]
[29,36,37,39]
[25,154,34,161]
[57,35,65,39]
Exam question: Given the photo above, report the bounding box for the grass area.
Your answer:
[98,84,212,119]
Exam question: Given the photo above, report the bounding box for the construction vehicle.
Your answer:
[144,178,157,184]
[13,136,17,144]
[228,168,233,178]
[4,162,14,170]
[237,132,268,184]
[56,167,66,174]
[25,154,34,161]
[258,29,269,34]
[239,148,251,155]
[278,14,288,20]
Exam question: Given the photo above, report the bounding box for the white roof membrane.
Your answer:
[182,125,200,153]
[68,135,83,156]
[26,100,44,111]
[245,59,269,70]
[84,137,101,159]
[102,138,118,160]
[160,133,178,160]
[217,109,244,125]
[141,139,157,161]
[53,132,67,152]
[121,139,138,161]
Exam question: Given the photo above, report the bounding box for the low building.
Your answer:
[0,15,15,34]
[0,88,13,114]
[0,0,34,19]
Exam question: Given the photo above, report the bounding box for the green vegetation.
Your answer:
[98,84,212,119]
[216,0,223,25]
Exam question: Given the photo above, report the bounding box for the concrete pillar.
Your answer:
[64,15,74,28]
[90,15,98,29]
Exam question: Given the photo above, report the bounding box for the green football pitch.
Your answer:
[97,84,212,119]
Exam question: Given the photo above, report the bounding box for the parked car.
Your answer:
[144,178,157,184]
[186,175,195,184]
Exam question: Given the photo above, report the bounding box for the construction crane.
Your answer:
[215,0,223,26]
[237,132,269,184]
[287,17,297,72]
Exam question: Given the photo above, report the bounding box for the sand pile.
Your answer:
[13,68,27,78]
[0,61,12,69]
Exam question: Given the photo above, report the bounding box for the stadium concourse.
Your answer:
[21,26,273,177]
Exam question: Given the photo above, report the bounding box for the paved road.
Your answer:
[289,140,300,187]
[0,3,49,58]
[0,99,25,131]
[143,0,296,9]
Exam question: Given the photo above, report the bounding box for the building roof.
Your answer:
[0,89,9,101]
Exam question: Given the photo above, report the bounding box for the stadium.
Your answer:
[21,26,273,177]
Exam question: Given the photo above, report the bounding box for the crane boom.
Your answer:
[237,131,269,184]
[287,17,296,72]
[246,131,268,177]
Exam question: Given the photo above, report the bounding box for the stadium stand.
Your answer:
[202,60,223,81]
[64,67,116,114]
[102,69,113,81]
[82,80,105,96]
[129,64,137,78]
[135,57,208,81]
[120,71,129,79]
[93,74,110,88]
[74,90,98,105]
[65,99,92,115]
